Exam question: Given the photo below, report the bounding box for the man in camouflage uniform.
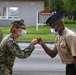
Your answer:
[0,29,3,43]
[0,19,38,75]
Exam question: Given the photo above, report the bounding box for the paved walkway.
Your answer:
[68,27,76,32]
[13,43,65,75]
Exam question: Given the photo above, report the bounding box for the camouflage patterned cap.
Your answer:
[11,19,26,28]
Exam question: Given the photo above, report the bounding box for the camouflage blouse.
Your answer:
[0,33,35,75]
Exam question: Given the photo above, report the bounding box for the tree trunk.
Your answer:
[73,10,76,20]
[68,14,72,20]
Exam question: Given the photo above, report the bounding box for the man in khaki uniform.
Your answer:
[0,19,38,75]
[37,12,76,75]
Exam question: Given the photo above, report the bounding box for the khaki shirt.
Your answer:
[53,27,76,64]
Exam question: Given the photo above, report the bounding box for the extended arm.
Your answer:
[6,39,37,58]
[37,37,58,58]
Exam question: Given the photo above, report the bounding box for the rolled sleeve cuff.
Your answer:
[29,43,35,50]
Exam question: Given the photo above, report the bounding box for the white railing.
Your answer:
[0,16,19,20]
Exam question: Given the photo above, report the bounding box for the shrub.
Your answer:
[64,20,76,24]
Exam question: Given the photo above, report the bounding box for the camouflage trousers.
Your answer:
[0,64,12,75]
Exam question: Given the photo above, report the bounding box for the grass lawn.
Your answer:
[65,24,76,29]
[0,24,76,42]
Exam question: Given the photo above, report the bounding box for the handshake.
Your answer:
[31,37,44,45]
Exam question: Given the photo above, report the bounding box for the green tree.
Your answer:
[63,0,76,20]
[44,0,49,10]
[72,0,76,20]
[44,0,76,20]
[50,0,64,12]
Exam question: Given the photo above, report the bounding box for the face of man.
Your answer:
[50,19,64,35]
[51,19,63,31]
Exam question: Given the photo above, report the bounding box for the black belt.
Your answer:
[67,63,74,66]
[66,63,75,68]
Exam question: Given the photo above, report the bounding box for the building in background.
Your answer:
[0,0,44,26]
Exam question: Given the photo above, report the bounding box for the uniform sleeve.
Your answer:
[52,37,58,53]
[6,40,35,59]
[52,43,58,53]
[66,35,76,57]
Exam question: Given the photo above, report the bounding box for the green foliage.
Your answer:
[63,0,76,14]
[27,26,51,35]
[17,35,56,42]
[44,0,76,19]
[0,26,9,33]
[50,0,64,12]
[65,24,76,29]
[1,24,76,42]
[0,26,56,42]
[64,20,76,24]
[44,0,49,10]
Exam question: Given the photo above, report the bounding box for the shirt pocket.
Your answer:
[60,40,69,53]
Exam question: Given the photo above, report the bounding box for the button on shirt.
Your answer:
[53,27,76,64]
